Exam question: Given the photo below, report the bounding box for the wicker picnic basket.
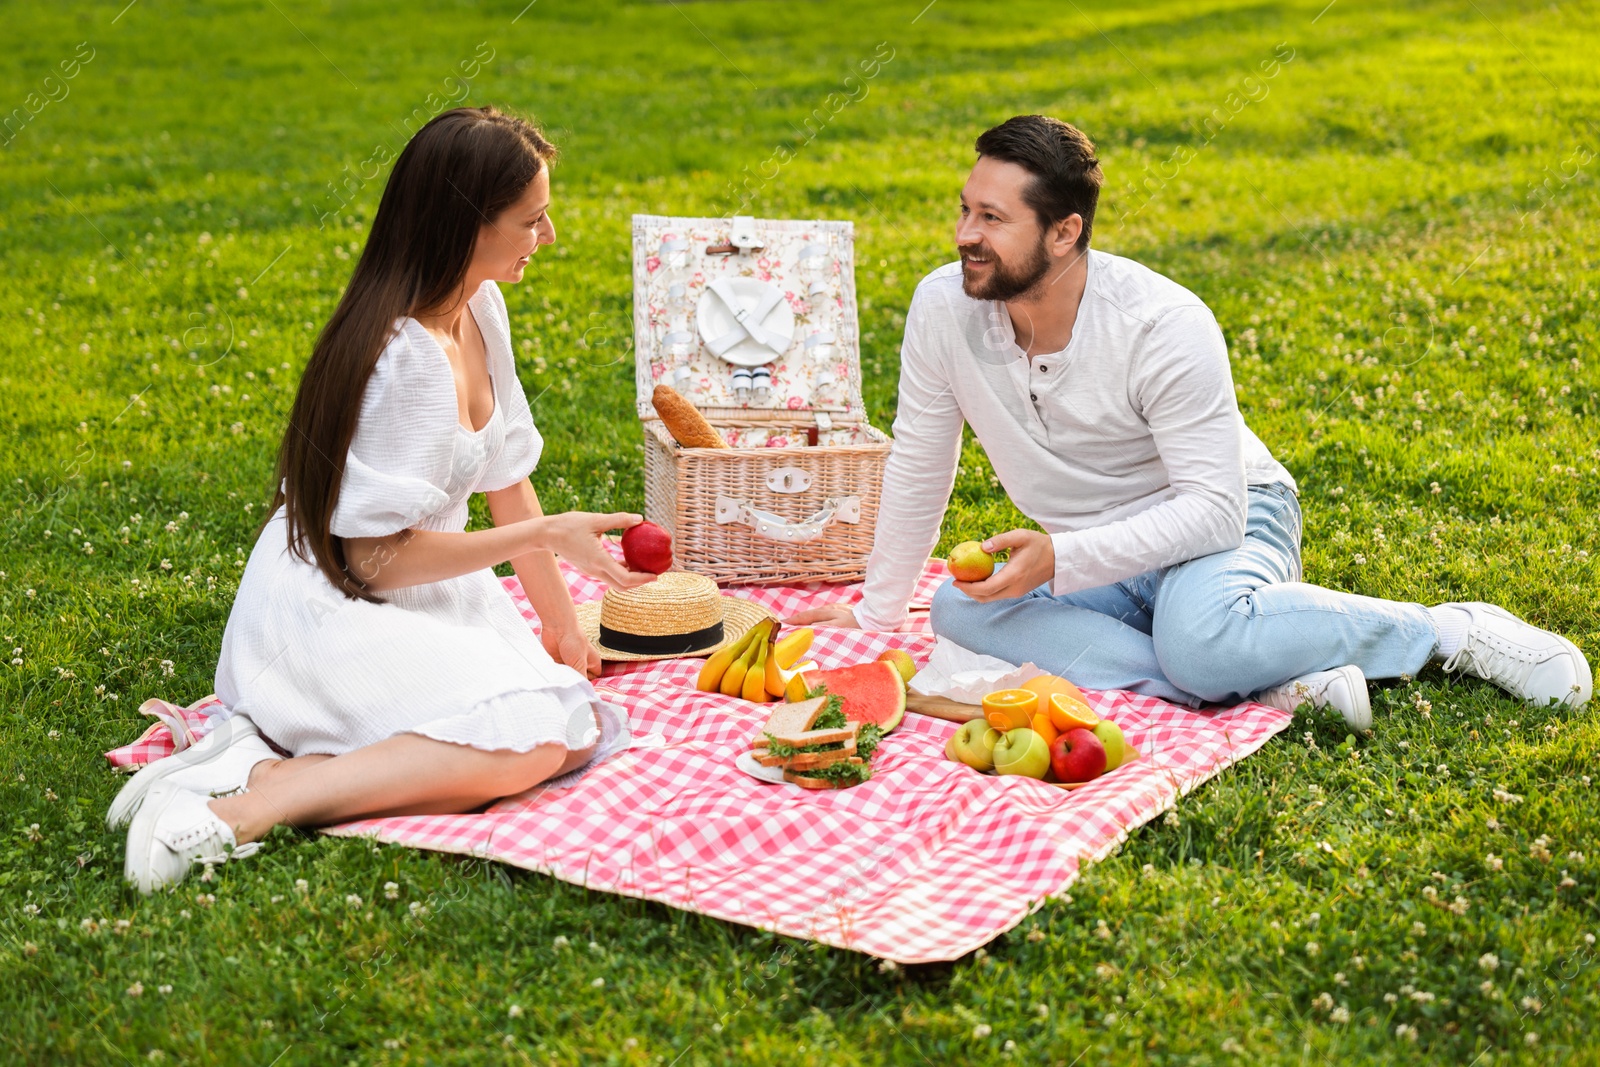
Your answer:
[632,214,890,585]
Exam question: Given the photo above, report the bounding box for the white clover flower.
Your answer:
[972,1023,993,1038]
[507,1004,523,1018]
[1485,853,1503,871]
[553,935,569,949]
[383,881,399,900]
[294,878,309,894]
[1411,922,1427,937]
[1330,1006,1350,1024]
[1305,942,1321,957]
[590,977,605,989]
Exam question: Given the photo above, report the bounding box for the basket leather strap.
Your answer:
[715,495,861,543]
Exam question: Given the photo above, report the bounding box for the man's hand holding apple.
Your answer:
[954,529,1055,603]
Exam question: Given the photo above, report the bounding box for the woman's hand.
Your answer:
[543,623,603,680]
[532,511,655,589]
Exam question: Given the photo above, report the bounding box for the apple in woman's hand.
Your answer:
[1049,728,1107,783]
[621,521,673,573]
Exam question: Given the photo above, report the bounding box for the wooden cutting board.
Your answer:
[905,692,985,723]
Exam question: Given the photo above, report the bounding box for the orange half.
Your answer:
[1048,691,1100,732]
[981,688,1040,732]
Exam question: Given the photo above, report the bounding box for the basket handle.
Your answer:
[715,494,861,543]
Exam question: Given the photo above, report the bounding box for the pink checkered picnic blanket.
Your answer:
[106,556,1292,963]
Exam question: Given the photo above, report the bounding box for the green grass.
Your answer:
[3,0,1599,1062]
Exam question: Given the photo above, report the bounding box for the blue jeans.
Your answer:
[930,483,1441,706]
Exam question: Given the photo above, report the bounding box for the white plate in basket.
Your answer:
[696,277,796,368]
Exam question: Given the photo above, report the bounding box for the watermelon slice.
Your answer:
[793,661,907,734]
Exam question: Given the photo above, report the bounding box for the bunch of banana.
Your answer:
[694,620,815,702]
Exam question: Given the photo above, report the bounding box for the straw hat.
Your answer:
[574,570,774,662]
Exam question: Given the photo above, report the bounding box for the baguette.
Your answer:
[652,384,727,449]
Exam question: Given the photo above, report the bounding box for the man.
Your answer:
[791,115,1590,727]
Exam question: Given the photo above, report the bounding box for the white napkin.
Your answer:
[909,638,1041,704]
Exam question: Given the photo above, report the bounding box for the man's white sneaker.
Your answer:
[106,714,277,830]
[1438,602,1593,708]
[1256,665,1372,731]
[124,781,257,895]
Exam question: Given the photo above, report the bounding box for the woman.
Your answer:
[114,107,652,893]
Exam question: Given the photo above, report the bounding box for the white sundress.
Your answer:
[213,280,600,757]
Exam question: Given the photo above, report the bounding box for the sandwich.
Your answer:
[749,691,883,789]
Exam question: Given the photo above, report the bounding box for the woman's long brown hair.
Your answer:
[263,107,555,602]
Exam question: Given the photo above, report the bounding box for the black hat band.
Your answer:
[598,620,725,656]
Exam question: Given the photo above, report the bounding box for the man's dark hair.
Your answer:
[974,115,1103,251]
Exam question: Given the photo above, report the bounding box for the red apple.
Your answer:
[621,521,673,574]
[1049,728,1107,783]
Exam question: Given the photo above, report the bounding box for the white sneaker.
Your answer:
[107,713,277,830]
[1438,602,1593,708]
[124,782,258,895]
[1256,665,1372,730]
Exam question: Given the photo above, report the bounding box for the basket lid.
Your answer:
[631,214,864,420]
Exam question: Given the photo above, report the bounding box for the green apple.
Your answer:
[943,734,959,761]
[951,720,1001,772]
[993,727,1052,779]
[1092,719,1128,771]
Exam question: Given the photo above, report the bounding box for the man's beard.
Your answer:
[959,233,1052,302]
